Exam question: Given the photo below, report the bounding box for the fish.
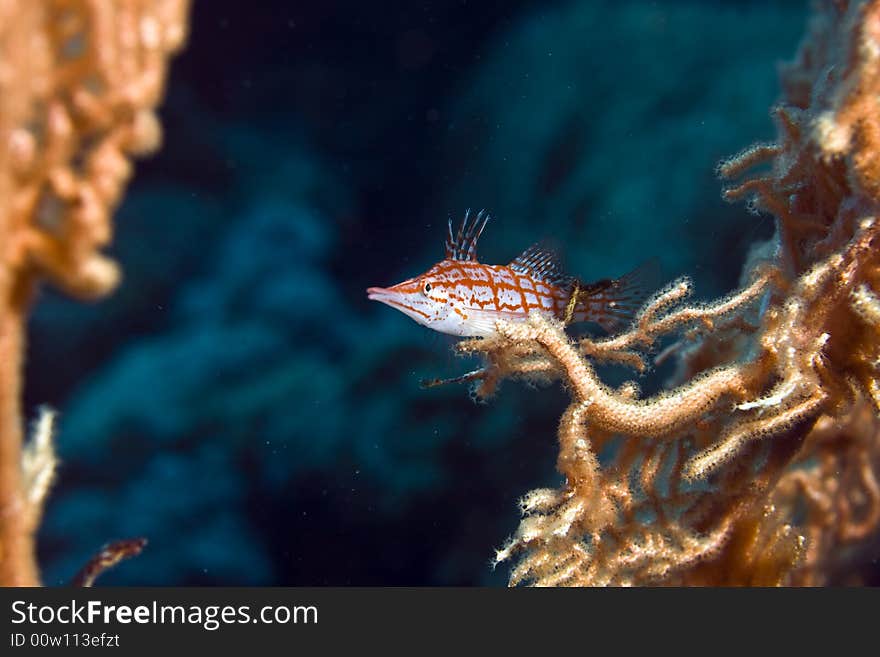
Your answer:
[367,210,654,338]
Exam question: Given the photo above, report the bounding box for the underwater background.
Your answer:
[28,0,809,585]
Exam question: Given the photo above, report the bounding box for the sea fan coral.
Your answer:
[0,0,190,586]
[473,0,880,585]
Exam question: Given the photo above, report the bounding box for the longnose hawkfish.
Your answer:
[367,210,653,339]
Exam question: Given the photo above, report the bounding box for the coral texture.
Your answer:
[0,0,189,586]
[475,0,880,585]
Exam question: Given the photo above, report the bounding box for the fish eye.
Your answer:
[423,282,432,295]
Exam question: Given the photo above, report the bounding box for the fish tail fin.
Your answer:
[574,258,661,333]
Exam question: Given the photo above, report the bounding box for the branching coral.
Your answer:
[468,0,880,585]
[0,0,190,586]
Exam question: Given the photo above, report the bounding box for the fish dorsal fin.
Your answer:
[509,243,571,286]
[445,209,489,261]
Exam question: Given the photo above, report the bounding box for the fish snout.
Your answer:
[366,286,391,302]
[367,285,415,314]
[367,286,405,307]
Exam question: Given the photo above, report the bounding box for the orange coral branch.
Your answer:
[0,290,36,585]
[0,0,190,586]
[71,538,148,587]
[471,0,880,586]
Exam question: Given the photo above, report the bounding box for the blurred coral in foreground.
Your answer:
[0,0,190,585]
[476,0,880,585]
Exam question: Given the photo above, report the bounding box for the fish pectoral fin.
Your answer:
[466,311,507,337]
[464,309,528,337]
